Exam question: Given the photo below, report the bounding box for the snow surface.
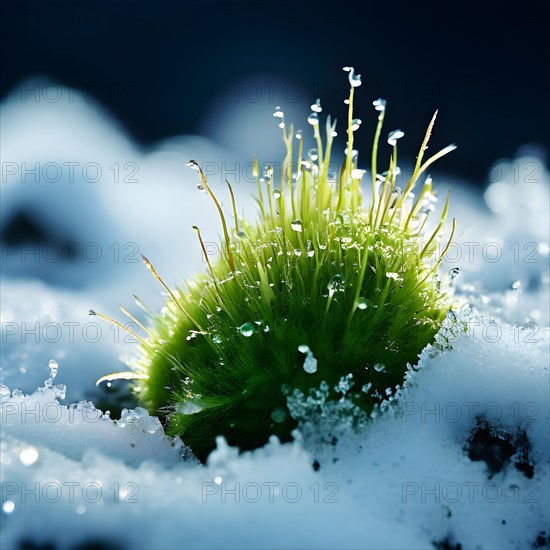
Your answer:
[1,79,549,550]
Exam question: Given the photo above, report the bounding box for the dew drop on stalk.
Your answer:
[449,267,460,281]
[273,106,284,118]
[387,130,405,146]
[327,274,345,293]
[239,323,257,337]
[298,344,318,374]
[272,189,281,199]
[291,219,303,232]
[308,148,318,162]
[373,98,387,111]
[351,118,362,131]
[308,112,319,126]
[295,130,302,140]
[343,66,362,87]
[310,98,322,113]
[357,297,370,310]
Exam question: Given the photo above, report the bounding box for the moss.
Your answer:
[96,67,457,461]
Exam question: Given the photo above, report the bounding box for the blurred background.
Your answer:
[2,0,549,181]
[1,0,549,399]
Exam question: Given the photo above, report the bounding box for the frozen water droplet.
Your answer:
[19,446,39,466]
[295,130,303,140]
[373,98,386,111]
[3,500,15,514]
[357,297,370,310]
[374,363,385,372]
[291,219,303,232]
[343,66,362,87]
[449,267,460,281]
[0,384,10,398]
[273,106,284,118]
[298,344,318,374]
[196,183,206,192]
[212,334,222,344]
[308,112,319,125]
[303,355,318,374]
[327,274,345,293]
[387,130,405,146]
[239,322,257,337]
[48,359,58,379]
[214,475,223,485]
[351,118,362,131]
[308,148,318,161]
[271,407,287,423]
[311,98,322,113]
[512,280,522,291]
[361,382,372,394]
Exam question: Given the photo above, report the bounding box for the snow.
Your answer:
[1,78,549,549]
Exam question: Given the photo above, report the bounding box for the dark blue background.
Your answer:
[2,0,548,184]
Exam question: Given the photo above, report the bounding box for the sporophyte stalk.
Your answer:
[95,67,458,461]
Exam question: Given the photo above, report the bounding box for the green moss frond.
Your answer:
[98,67,458,461]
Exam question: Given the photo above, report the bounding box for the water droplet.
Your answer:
[294,249,302,257]
[308,112,319,125]
[186,160,201,172]
[449,267,460,281]
[361,382,372,394]
[3,500,15,514]
[239,322,257,337]
[386,272,399,281]
[271,407,287,423]
[327,274,345,293]
[214,475,223,485]
[512,280,522,291]
[373,98,386,111]
[303,355,318,374]
[308,148,318,161]
[374,363,385,372]
[19,446,39,466]
[273,106,284,118]
[388,130,405,146]
[263,325,270,332]
[295,130,303,140]
[351,169,366,180]
[76,505,86,515]
[357,297,370,310]
[343,66,362,87]
[351,118,362,131]
[311,98,322,113]
[0,384,10,398]
[48,359,58,377]
[291,219,303,232]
